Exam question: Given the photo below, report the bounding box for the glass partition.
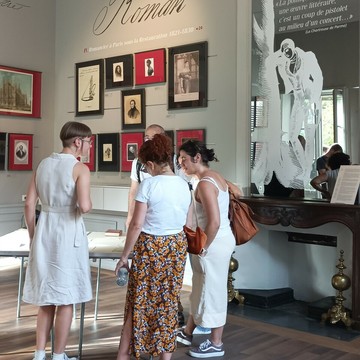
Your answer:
[251,0,359,199]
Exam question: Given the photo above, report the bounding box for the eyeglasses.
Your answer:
[81,138,93,145]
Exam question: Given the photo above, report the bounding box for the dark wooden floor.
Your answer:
[2,262,360,359]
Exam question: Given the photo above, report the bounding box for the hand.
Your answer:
[115,257,129,276]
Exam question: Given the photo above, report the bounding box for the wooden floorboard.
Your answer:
[1,264,360,359]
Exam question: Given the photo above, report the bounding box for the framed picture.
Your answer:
[0,65,41,118]
[0,132,7,170]
[134,48,166,85]
[168,41,208,109]
[121,132,144,172]
[105,54,133,89]
[8,133,33,171]
[75,59,104,116]
[97,133,120,172]
[176,129,206,152]
[122,89,146,130]
[78,134,96,171]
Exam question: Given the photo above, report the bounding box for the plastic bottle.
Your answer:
[116,267,129,286]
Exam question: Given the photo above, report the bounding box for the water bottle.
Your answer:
[116,267,129,287]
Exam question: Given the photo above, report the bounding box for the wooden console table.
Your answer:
[240,196,360,322]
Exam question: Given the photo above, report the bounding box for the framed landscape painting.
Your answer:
[0,65,41,118]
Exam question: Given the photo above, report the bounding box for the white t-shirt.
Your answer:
[135,175,191,235]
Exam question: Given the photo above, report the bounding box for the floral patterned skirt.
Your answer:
[124,231,187,358]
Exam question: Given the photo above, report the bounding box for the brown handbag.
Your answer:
[183,225,207,255]
[183,186,207,255]
[226,180,259,245]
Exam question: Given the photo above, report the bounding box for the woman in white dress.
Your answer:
[23,121,93,360]
[177,140,235,358]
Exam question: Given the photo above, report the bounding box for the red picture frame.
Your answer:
[78,134,96,171]
[8,133,33,171]
[176,129,206,152]
[134,48,166,85]
[0,65,41,118]
[121,132,144,172]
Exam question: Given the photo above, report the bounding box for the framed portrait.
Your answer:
[122,89,146,130]
[176,129,206,152]
[78,134,96,171]
[0,65,41,118]
[105,54,133,89]
[168,41,208,109]
[121,132,144,172]
[97,133,120,172]
[134,48,166,85]
[0,132,7,170]
[8,133,33,171]
[75,59,104,116]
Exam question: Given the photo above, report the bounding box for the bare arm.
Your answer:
[74,162,92,213]
[310,173,330,199]
[115,200,147,274]
[24,172,38,244]
[126,179,139,230]
[197,181,220,249]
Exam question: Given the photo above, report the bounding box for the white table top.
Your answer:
[0,229,126,259]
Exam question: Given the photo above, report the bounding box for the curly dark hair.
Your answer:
[138,133,172,165]
[328,152,350,170]
[179,139,218,165]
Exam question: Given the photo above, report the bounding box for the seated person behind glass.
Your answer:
[310,152,350,200]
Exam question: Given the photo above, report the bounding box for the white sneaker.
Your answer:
[52,353,77,360]
[193,326,211,335]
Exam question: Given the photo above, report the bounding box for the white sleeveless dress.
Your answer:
[23,153,92,306]
[190,176,235,328]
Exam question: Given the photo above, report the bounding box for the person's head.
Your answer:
[280,38,295,59]
[146,59,151,66]
[138,133,172,169]
[115,65,121,74]
[60,121,92,148]
[178,139,218,174]
[328,152,350,170]
[328,143,343,155]
[144,124,165,142]
[130,99,136,108]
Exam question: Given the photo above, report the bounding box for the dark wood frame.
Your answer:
[8,133,33,171]
[176,129,206,152]
[0,132,6,170]
[121,89,146,130]
[75,59,104,116]
[168,41,208,109]
[121,132,144,172]
[97,133,119,172]
[0,65,41,118]
[105,54,133,89]
[134,48,166,85]
[78,134,96,171]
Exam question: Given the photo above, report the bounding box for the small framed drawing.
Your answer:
[0,132,7,170]
[78,134,96,171]
[8,133,33,171]
[168,41,208,109]
[121,132,144,172]
[134,48,166,85]
[75,59,104,116]
[97,133,120,172]
[122,88,146,130]
[0,65,41,118]
[176,129,206,152]
[105,54,133,89]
